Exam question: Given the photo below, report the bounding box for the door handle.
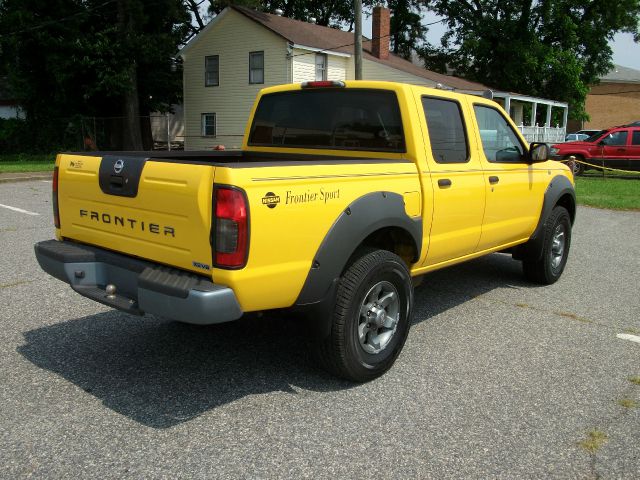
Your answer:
[617,148,626,152]
[437,178,452,188]
[488,175,500,184]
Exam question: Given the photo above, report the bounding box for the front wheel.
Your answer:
[315,249,413,382]
[523,206,572,284]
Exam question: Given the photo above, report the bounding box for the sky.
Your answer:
[362,14,640,72]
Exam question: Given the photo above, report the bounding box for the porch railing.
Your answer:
[517,125,566,143]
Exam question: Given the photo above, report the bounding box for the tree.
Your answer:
[0,0,190,150]
[420,0,640,120]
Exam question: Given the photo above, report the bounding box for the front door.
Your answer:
[418,95,486,267]
[599,129,630,169]
[471,104,545,251]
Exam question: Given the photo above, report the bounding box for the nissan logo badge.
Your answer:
[114,159,125,174]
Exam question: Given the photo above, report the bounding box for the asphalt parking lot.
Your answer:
[1,179,638,479]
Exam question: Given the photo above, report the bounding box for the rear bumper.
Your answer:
[34,240,243,324]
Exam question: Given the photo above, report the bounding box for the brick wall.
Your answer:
[583,82,640,129]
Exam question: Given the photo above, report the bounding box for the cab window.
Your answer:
[248,89,405,152]
[473,105,525,163]
[601,130,628,146]
[422,97,469,163]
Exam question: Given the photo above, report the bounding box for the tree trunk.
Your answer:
[118,0,143,150]
[122,64,144,150]
[140,113,154,150]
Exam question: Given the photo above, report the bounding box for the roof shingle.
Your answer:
[232,6,489,91]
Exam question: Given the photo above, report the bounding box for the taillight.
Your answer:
[52,166,60,228]
[213,186,249,268]
[301,80,346,88]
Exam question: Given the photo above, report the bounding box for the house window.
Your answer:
[202,113,216,137]
[249,51,264,84]
[315,53,327,81]
[205,55,219,86]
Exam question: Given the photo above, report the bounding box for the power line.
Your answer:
[288,18,445,58]
[2,0,117,37]
[589,89,640,95]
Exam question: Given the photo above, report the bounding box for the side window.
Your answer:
[632,131,640,145]
[422,97,468,163]
[602,130,628,146]
[201,113,216,137]
[249,51,264,84]
[473,105,525,163]
[205,55,219,87]
[315,53,327,81]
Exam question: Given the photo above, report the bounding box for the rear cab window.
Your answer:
[248,89,405,152]
[421,96,469,164]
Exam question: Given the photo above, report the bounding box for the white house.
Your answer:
[179,6,567,149]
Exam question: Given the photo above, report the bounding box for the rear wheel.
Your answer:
[523,206,571,284]
[315,249,413,382]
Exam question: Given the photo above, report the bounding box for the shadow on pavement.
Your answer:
[19,253,532,429]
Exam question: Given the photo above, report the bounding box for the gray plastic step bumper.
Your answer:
[34,240,243,325]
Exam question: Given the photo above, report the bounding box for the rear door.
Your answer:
[627,129,640,170]
[418,94,486,267]
[57,154,216,276]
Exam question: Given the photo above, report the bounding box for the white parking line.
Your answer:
[617,333,640,344]
[0,203,40,216]
[40,180,52,183]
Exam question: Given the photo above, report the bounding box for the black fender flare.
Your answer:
[294,191,422,332]
[520,175,576,261]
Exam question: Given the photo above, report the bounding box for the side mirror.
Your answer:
[528,142,549,163]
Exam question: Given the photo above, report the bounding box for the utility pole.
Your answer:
[354,0,363,80]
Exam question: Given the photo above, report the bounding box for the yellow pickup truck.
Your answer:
[35,80,575,382]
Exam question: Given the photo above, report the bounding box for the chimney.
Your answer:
[372,6,390,59]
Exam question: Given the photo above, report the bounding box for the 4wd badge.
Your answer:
[262,192,280,208]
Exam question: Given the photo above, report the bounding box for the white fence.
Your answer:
[518,125,566,143]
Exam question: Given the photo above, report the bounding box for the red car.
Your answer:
[550,123,640,175]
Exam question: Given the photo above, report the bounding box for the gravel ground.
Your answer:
[1,180,638,479]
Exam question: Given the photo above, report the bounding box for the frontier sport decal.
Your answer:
[262,188,341,208]
[79,209,175,237]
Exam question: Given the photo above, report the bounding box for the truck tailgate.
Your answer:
[57,154,216,276]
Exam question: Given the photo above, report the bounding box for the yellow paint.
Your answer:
[403,191,421,217]
[55,81,573,313]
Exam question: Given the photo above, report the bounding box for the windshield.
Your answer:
[248,89,405,152]
[586,130,607,142]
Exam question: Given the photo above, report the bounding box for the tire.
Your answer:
[315,249,413,382]
[523,206,571,285]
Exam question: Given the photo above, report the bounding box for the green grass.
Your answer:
[575,177,640,211]
[617,398,638,409]
[578,430,608,453]
[0,154,55,173]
